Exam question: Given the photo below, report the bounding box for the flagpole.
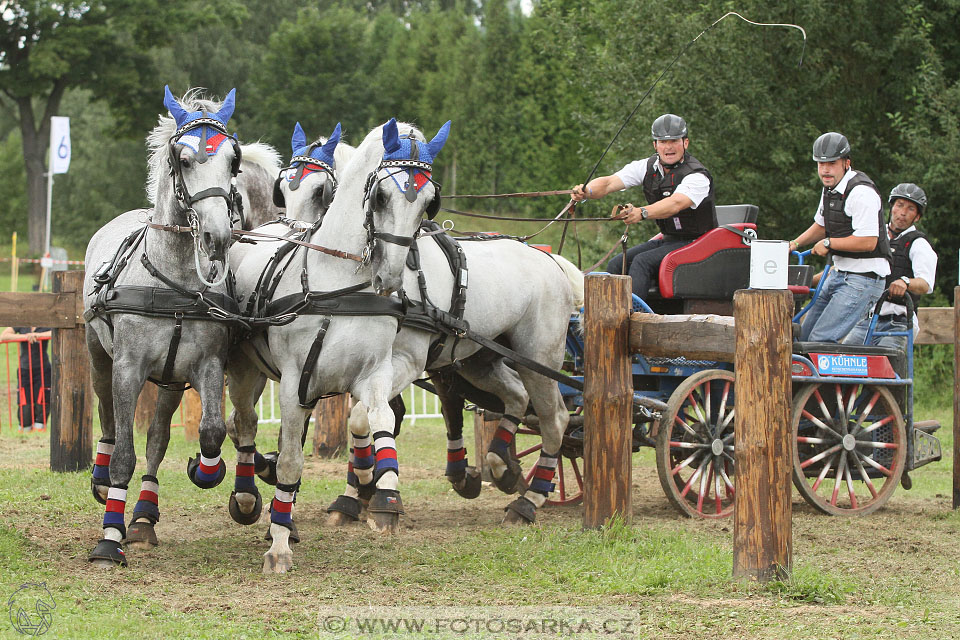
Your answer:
[44,167,53,258]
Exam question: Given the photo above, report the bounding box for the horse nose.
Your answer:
[203,230,229,262]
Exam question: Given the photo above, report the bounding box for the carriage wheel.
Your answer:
[514,424,584,506]
[655,369,736,519]
[792,383,905,516]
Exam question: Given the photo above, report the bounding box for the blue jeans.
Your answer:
[843,314,909,351]
[800,270,885,343]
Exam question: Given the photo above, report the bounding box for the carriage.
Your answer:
[498,204,943,518]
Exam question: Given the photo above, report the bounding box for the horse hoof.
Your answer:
[450,467,482,499]
[262,550,293,574]
[264,521,300,544]
[125,520,158,549]
[254,451,278,486]
[90,479,109,505]
[367,511,401,534]
[229,490,263,525]
[88,539,127,567]
[502,496,537,526]
[326,495,361,523]
[487,452,526,495]
[187,454,226,489]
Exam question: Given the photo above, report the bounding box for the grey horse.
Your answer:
[223,121,353,527]
[84,86,246,567]
[226,118,450,573]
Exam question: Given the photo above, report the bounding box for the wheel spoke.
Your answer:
[668,440,709,450]
[719,461,735,498]
[856,450,892,477]
[670,450,701,476]
[516,442,542,458]
[796,436,828,445]
[703,384,712,426]
[680,455,711,498]
[850,390,881,435]
[696,463,711,513]
[852,452,879,499]
[843,458,858,510]
[830,452,847,506]
[800,409,844,440]
[674,413,707,443]
[810,453,835,491]
[800,443,842,469]
[858,414,895,436]
[687,391,707,426]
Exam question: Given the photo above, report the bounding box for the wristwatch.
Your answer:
[822,238,831,249]
[900,276,910,286]
[639,207,649,220]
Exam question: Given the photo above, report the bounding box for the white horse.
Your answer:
[226,119,450,573]
[84,86,246,567]
[223,121,354,525]
[228,118,579,574]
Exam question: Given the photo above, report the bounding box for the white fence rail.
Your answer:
[255,380,442,425]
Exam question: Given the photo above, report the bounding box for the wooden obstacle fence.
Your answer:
[0,270,351,471]
[578,276,960,581]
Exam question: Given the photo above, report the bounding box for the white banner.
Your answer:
[49,116,71,174]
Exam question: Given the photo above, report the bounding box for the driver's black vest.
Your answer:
[821,171,891,261]
[641,152,717,239]
[886,228,926,308]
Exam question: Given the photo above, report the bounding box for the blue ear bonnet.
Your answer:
[290,122,341,173]
[163,85,237,158]
[381,118,451,165]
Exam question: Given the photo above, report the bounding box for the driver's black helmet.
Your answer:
[812,132,850,162]
[651,114,687,140]
[889,183,927,215]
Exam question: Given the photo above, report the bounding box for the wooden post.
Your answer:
[473,409,500,481]
[732,289,793,582]
[134,383,159,434]
[582,274,632,528]
[49,271,93,472]
[313,393,350,457]
[953,287,960,509]
[181,388,202,441]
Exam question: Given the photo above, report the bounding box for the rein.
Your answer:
[231,228,364,262]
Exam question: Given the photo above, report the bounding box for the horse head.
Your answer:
[273,122,343,223]
[156,86,242,275]
[363,117,451,295]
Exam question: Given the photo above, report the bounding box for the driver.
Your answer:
[570,113,717,298]
[843,183,937,349]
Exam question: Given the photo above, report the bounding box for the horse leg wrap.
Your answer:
[90,438,114,505]
[267,483,300,543]
[102,486,127,540]
[368,489,404,514]
[253,450,278,486]
[326,494,362,521]
[352,437,376,498]
[229,448,262,525]
[131,475,160,524]
[444,438,468,478]
[486,415,524,494]
[372,431,398,489]
[526,450,559,502]
[187,451,226,489]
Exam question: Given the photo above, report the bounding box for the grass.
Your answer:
[2,408,960,639]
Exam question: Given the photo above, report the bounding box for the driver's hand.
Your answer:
[888,279,908,298]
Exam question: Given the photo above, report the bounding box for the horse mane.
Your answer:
[144,88,233,205]
[241,142,281,175]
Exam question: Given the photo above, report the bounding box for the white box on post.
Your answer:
[749,240,789,289]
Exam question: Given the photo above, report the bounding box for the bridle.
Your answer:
[162,115,244,287]
[272,143,338,215]
[167,115,244,228]
[361,136,441,265]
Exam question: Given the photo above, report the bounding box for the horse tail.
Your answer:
[548,254,585,312]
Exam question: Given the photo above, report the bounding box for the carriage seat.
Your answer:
[656,204,759,300]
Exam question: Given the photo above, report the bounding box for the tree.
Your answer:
[0,0,244,253]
